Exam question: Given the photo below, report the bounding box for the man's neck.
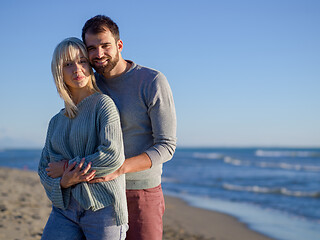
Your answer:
[103,59,131,79]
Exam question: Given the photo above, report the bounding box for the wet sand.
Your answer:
[163,195,275,240]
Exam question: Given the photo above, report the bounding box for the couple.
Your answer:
[38,15,177,240]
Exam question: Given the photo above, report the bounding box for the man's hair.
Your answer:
[51,37,100,118]
[82,15,120,44]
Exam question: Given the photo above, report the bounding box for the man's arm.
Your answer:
[143,72,177,166]
[89,152,151,183]
[121,153,152,173]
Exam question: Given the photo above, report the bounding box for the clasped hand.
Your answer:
[60,159,96,188]
[46,158,96,188]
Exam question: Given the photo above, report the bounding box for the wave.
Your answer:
[256,162,320,172]
[255,150,320,158]
[224,157,251,166]
[193,152,224,160]
[223,157,320,172]
[223,183,320,198]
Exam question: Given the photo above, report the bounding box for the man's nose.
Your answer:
[96,47,104,58]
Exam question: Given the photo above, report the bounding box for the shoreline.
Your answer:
[163,195,275,240]
[0,167,274,240]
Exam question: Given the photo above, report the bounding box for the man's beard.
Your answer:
[93,53,120,76]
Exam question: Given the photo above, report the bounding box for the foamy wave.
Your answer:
[193,152,224,160]
[224,157,251,166]
[223,157,320,172]
[223,183,320,198]
[255,150,320,158]
[256,162,320,172]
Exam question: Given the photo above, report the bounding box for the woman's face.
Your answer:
[62,49,92,92]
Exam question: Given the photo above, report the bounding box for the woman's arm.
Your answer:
[69,120,125,178]
[38,118,94,208]
[39,146,96,208]
[38,121,70,209]
[47,97,125,179]
[46,120,125,179]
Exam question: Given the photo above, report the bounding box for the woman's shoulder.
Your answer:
[91,92,117,112]
[92,93,115,109]
[96,92,113,102]
[46,110,65,131]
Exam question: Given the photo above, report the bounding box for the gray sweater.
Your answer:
[38,93,128,226]
[95,61,177,190]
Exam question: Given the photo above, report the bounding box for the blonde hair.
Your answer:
[51,37,100,118]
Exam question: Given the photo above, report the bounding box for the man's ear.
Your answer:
[117,39,124,52]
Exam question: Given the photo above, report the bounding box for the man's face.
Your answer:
[85,29,121,76]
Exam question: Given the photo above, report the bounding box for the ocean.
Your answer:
[1,147,320,240]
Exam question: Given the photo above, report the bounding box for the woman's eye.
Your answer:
[64,62,73,67]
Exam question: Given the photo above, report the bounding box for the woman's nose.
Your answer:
[73,64,81,73]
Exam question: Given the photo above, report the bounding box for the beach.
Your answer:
[0,168,51,240]
[0,167,275,240]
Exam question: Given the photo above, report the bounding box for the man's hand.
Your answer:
[89,167,122,183]
[46,160,67,178]
[60,158,96,188]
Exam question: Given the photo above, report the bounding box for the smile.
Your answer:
[94,58,109,65]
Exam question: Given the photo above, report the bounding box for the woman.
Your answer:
[38,37,128,240]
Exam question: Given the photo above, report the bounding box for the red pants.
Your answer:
[125,185,165,240]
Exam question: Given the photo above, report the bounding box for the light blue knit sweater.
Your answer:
[38,93,127,225]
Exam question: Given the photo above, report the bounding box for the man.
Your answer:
[82,15,177,240]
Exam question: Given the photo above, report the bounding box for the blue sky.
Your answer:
[0,0,319,148]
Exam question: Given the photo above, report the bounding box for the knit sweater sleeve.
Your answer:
[68,96,125,178]
[38,117,71,209]
[144,72,177,167]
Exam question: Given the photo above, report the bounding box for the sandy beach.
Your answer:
[0,167,275,240]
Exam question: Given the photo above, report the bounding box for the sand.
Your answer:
[0,167,275,240]
[0,168,51,240]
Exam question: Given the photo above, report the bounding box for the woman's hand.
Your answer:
[46,160,67,178]
[60,158,96,188]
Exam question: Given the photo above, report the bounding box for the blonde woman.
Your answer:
[38,37,128,240]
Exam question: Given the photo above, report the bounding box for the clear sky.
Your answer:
[0,0,319,148]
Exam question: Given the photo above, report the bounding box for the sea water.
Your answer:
[162,148,320,240]
[1,147,320,240]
